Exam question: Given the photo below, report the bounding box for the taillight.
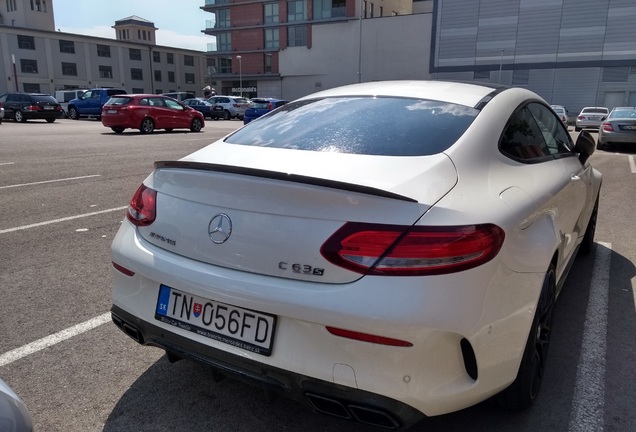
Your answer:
[267,102,273,110]
[321,223,505,276]
[26,105,41,111]
[127,184,157,226]
[578,115,585,120]
[233,104,240,108]
[601,123,614,132]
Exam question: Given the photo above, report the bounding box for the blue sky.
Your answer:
[52,0,213,51]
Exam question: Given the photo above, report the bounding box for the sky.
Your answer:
[52,0,214,51]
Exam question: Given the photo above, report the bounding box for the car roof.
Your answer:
[297,80,502,108]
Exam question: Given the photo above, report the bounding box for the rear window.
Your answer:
[105,97,133,106]
[609,109,636,119]
[107,89,127,96]
[225,97,478,156]
[582,108,608,114]
[249,101,270,109]
[32,95,58,103]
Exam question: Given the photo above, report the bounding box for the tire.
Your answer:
[223,110,231,120]
[574,126,581,132]
[46,118,56,123]
[111,127,125,134]
[579,195,599,256]
[596,141,605,151]
[165,128,173,133]
[497,263,556,411]
[140,118,155,134]
[68,107,79,120]
[14,110,26,123]
[190,118,203,132]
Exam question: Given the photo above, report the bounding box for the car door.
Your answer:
[147,97,172,128]
[526,103,590,271]
[164,98,190,128]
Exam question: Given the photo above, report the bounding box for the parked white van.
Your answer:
[161,92,196,102]
[55,89,88,117]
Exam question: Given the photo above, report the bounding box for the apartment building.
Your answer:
[0,1,207,96]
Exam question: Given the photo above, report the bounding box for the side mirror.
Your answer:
[601,116,607,121]
[574,130,595,164]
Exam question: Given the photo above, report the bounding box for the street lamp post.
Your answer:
[236,55,242,97]
[498,49,504,84]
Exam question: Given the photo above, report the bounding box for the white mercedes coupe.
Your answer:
[111,80,601,430]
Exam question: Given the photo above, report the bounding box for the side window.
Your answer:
[139,98,149,106]
[0,95,6,103]
[165,99,184,110]
[81,91,92,100]
[500,107,551,161]
[527,103,573,156]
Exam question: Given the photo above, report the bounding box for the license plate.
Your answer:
[44,106,54,110]
[620,125,636,131]
[155,284,276,356]
[107,109,117,114]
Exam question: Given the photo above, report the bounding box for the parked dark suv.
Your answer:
[0,92,63,123]
[68,87,127,119]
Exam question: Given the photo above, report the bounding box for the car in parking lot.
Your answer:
[68,87,127,120]
[207,95,248,120]
[110,80,601,429]
[0,92,63,123]
[0,100,4,124]
[101,94,205,134]
[575,106,609,131]
[550,105,569,127]
[0,377,33,432]
[597,106,636,150]
[183,98,224,120]
[243,98,289,124]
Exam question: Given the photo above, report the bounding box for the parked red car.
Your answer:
[101,94,205,134]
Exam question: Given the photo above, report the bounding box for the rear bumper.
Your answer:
[598,130,636,145]
[111,305,425,429]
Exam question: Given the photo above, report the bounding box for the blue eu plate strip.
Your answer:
[156,285,171,316]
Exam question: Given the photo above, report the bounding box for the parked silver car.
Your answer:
[207,95,249,120]
[597,107,636,150]
[575,107,609,131]
[0,378,33,432]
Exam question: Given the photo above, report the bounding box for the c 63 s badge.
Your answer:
[279,262,325,276]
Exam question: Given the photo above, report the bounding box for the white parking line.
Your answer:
[629,155,636,174]
[0,313,111,367]
[0,174,101,190]
[568,241,611,432]
[0,162,15,166]
[0,206,127,235]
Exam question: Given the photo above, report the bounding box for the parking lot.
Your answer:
[1,118,635,432]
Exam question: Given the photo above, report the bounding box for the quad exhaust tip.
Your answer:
[305,393,400,429]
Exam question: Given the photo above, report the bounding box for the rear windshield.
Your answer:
[609,109,636,119]
[105,97,132,106]
[225,97,479,156]
[552,107,565,114]
[582,108,608,114]
[32,95,58,103]
[249,101,270,109]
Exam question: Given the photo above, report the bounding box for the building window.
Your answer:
[31,0,47,12]
[131,88,144,93]
[99,65,113,78]
[97,44,111,57]
[167,53,174,64]
[7,0,17,12]
[138,29,141,39]
[18,35,35,50]
[264,54,272,73]
[602,67,629,83]
[153,51,161,63]
[184,55,194,66]
[23,83,41,93]
[218,57,232,74]
[59,40,75,54]
[217,9,230,28]
[288,0,307,21]
[264,3,279,23]
[20,59,38,73]
[370,3,374,17]
[168,71,175,82]
[131,68,143,80]
[474,70,490,81]
[512,70,529,85]
[287,26,307,47]
[217,33,231,51]
[155,89,163,94]
[154,70,162,81]
[185,73,195,84]
[264,28,279,49]
[129,48,142,61]
[62,62,77,76]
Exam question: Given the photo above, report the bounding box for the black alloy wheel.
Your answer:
[68,107,79,120]
[223,110,231,120]
[140,118,155,134]
[190,118,203,132]
[497,263,556,410]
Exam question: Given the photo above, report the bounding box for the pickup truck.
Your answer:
[67,88,127,119]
